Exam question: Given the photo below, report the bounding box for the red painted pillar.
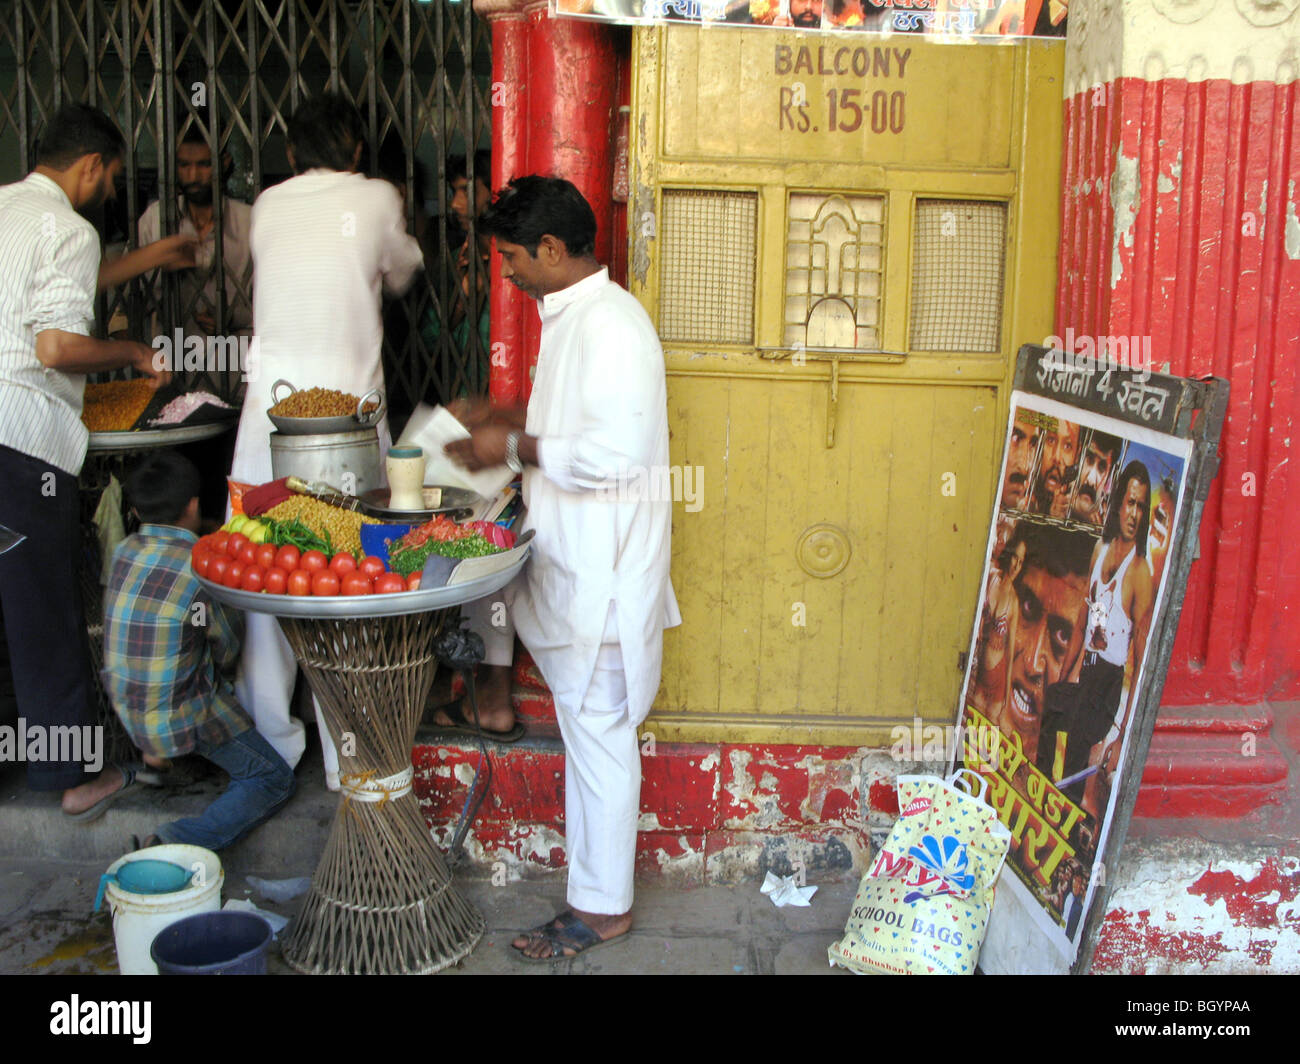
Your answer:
[477,0,530,408]
[474,0,621,406]
[1058,1,1300,705]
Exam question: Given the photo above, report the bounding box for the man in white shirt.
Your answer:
[137,129,254,395]
[230,94,423,782]
[0,103,169,816]
[447,176,680,960]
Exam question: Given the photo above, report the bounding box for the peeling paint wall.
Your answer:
[1109,151,1139,287]
[1094,840,1300,974]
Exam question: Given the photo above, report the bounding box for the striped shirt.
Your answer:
[101,524,250,759]
[0,172,100,475]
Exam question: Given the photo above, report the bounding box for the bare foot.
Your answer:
[512,908,632,959]
[433,664,515,733]
[61,768,127,817]
[142,753,171,770]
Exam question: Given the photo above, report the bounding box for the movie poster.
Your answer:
[552,0,1069,38]
[955,392,1191,965]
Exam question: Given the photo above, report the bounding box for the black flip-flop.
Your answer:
[63,764,137,824]
[425,697,525,744]
[509,911,625,963]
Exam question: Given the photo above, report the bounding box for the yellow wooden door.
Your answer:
[631,28,1065,745]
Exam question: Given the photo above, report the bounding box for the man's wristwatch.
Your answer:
[505,431,524,474]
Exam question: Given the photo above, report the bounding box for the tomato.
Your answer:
[300,550,328,572]
[406,572,421,591]
[311,570,341,596]
[237,541,258,567]
[193,551,213,579]
[210,531,231,555]
[254,543,278,570]
[240,565,266,593]
[329,551,358,576]
[263,567,289,595]
[374,573,406,594]
[223,560,246,589]
[226,532,250,559]
[341,572,372,596]
[208,555,230,584]
[359,555,387,578]
[274,544,301,571]
[287,569,313,596]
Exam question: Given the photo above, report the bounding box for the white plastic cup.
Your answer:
[386,446,426,510]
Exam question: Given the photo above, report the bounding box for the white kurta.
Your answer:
[230,168,422,773]
[230,168,423,483]
[506,267,681,729]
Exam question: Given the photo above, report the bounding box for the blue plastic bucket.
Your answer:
[149,911,272,975]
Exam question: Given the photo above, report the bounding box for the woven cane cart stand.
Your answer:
[198,561,526,975]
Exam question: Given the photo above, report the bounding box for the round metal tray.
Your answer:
[266,380,384,436]
[87,420,236,452]
[195,550,527,619]
[359,486,480,520]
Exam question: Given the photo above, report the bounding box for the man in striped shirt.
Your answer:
[0,104,169,818]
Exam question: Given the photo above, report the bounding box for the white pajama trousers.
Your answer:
[235,612,339,777]
[555,642,640,915]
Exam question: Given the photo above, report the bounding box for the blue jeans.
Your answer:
[155,727,296,851]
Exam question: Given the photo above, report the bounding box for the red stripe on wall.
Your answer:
[1059,76,1300,704]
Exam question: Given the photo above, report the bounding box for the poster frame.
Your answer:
[958,343,1228,974]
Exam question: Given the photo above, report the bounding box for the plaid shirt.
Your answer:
[102,524,250,758]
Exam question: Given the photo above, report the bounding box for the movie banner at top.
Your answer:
[955,390,1191,966]
[551,0,1069,38]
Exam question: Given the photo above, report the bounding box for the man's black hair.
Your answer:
[35,104,126,171]
[1102,460,1151,557]
[1087,429,1122,463]
[1018,523,1095,583]
[123,450,201,525]
[447,150,492,187]
[286,93,364,174]
[479,175,596,258]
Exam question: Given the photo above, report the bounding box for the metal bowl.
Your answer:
[266,380,385,436]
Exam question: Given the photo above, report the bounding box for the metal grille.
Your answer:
[783,192,884,350]
[910,199,1006,353]
[659,189,756,346]
[0,0,492,425]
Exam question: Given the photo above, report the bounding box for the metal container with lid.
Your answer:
[269,427,383,497]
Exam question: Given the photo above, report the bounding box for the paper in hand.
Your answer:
[395,403,515,500]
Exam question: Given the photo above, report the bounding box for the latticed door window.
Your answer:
[658,189,757,345]
[909,199,1007,353]
[783,193,885,352]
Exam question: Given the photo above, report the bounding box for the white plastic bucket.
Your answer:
[104,844,224,975]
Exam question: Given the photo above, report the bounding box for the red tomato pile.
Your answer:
[191,532,421,596]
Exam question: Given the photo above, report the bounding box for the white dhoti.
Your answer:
[233,613,339,778]
[556,638,639,915]
[459,593,514,668]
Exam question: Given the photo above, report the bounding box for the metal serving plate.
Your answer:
[195,545,528,619]
[358,485,480,520]
[87,420,236,452]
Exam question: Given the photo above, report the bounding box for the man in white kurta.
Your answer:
[230,95,423,778]
[447,176,680,960]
